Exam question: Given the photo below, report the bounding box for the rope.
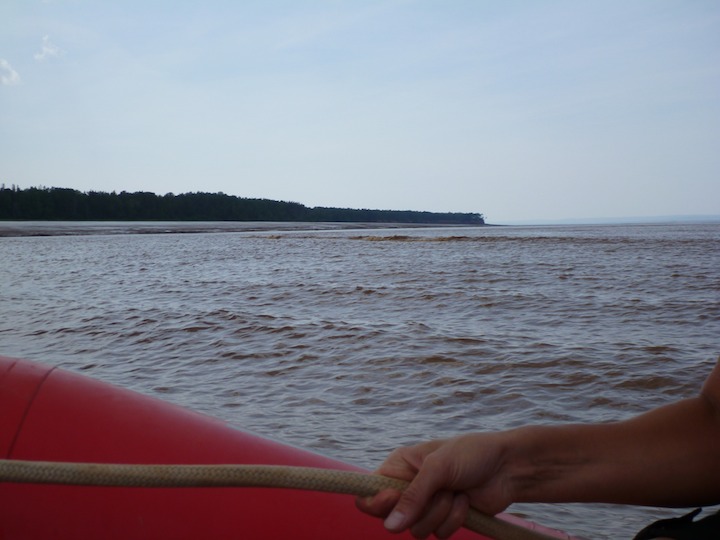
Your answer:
[0,458,561,540]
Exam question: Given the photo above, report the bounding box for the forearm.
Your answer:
[504,395,720,507]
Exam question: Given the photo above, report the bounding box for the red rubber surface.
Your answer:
[0,355,563,540]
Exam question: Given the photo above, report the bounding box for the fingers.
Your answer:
[382,453,447,532]
[355,488,402,518]
[357,490,470,539]
[434,493,470,539]
[355,446,423,522]
[407,491,453,538]
[356,439,471,537]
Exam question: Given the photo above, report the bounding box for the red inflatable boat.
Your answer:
[0,355,571,539]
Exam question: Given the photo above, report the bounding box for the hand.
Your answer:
[356,433,515,538]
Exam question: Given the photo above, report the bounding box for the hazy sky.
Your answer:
[1,1,718,223]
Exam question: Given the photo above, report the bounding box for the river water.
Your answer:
[1,221,718,539]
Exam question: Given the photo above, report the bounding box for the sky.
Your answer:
[1,1,719,224]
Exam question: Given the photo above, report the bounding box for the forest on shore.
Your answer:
[0,186,484,225]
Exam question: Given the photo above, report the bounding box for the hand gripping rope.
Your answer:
[0,459,563,540]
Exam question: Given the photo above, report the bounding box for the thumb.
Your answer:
[383,465,443,532]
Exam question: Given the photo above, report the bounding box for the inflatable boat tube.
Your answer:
[0,355,570,539]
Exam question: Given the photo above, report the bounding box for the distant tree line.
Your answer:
[0,185,484,225]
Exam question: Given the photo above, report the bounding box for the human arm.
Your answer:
[357,360,720,539]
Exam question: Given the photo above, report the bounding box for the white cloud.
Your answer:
[34,35,62,62]
[0,59,20,85]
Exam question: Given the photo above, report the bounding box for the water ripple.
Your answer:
[1,223,718,539]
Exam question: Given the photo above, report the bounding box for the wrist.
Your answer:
[500,425,590,504]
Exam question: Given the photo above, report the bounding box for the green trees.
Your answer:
[0,185,484,225]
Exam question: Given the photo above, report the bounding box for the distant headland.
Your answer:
[0,185,484,225]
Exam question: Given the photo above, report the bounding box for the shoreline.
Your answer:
[0,220,487,238]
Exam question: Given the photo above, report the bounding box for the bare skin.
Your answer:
[356,360,720,539]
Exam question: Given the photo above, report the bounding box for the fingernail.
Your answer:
[384,510,406,531]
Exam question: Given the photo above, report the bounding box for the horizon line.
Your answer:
[495,214,720,226]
